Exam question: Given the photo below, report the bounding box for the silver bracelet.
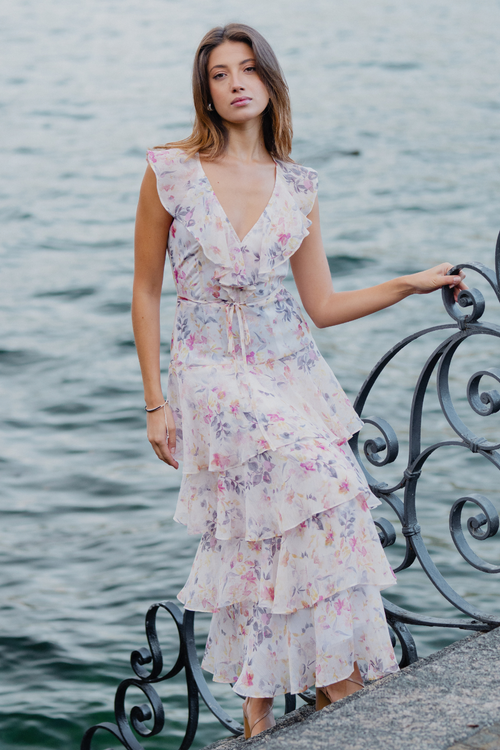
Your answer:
[144,399,168,413]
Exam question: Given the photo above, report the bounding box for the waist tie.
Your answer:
[225,301,251,362]
[177,289,281,364]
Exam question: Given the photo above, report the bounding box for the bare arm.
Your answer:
[290,198,466,329]
[132,164,178,468]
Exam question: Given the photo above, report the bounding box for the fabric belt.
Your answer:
[177,289,282,365]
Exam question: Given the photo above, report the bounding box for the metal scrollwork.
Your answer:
[467,368,500,416]
[350,230,500,639]
[362,416,399,467]
[82,231,500,749]
[81,603,243,750]
[449,494,500,573]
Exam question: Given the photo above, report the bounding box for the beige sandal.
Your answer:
[242,701,275,739]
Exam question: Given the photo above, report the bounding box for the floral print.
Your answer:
[147,147,398,697]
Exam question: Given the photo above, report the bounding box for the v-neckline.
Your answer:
[197,154,278,245]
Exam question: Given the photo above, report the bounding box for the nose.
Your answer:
[230,72,245,91]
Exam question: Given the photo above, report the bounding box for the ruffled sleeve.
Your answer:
[257,161,319,276]
[146,147,199,219]
[279,162,318,216]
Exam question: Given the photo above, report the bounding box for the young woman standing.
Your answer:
[132,24,465,739]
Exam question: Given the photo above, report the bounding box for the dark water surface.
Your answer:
[2,0,500,748]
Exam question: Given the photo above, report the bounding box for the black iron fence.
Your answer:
[82,232,500,750]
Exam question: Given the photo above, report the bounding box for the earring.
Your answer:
[207,102,213,111]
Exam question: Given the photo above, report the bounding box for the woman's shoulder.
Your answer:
[146,147,199,185]
[277,160,318,194]
[276,160,318,215]
[145,147,199,216]
[146,146,197,170]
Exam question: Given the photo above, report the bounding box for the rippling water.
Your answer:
[2,0,500,748]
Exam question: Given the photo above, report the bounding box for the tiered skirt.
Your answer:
[175,437,399,696]
[171,344,399,697]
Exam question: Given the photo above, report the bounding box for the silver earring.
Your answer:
[207,102,213,111]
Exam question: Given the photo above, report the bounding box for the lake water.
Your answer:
[2,0,500,748]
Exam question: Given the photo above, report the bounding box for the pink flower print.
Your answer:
[278,232,291,245]
[349,536,358,552]
[334,598,346,615]
[263,585,275,602]
[240,670,254,687]
[148,150,157,163]
[171,225,176,238]
[186,334,195,351]
[217,390,226,400]
[268,413,283,423]
[242,570,257,585]
[339,480,350,494]
[303,178,313,191]
[212,453,231,469]
[360,546,368,557]
[229,400,239,414]
[300,461,315,472]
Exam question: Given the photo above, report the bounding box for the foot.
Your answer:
[242,697,275,739]
[316,663,364,710]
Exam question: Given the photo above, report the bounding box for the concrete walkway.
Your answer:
[204,628,500,750]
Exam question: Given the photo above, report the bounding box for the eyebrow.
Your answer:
[209,58,256,73]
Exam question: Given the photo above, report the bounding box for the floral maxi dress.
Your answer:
[147,147,399,697]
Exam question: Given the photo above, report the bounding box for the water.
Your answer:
[2,0,500,747]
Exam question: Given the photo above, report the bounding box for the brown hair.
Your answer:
[159,23,293,161]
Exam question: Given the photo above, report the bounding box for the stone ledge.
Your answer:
[204,627,500,750]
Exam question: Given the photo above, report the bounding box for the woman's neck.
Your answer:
[221,118,271,164]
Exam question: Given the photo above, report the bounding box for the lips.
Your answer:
[231,97,252,106]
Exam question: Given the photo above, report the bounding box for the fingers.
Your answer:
[434,267,466,290]
[165,411,177,456]
[147,409,179,469]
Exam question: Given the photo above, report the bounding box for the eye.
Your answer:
[244,66,256,73]
[213,72,226,80]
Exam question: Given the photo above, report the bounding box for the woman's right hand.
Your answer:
[147,405,179,469]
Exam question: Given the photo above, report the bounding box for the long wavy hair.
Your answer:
[159,24,293,161]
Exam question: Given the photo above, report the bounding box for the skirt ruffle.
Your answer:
[174,439,380,541]
[201,585,399,697]
[178,496,396,614]
[171,362,398,695]
[167,345,364,474]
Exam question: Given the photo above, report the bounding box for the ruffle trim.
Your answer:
[146,149,318,288]
[201,585,399,696]
[167,347,364,474]
[177,497,396,614]
[174,438,380,541]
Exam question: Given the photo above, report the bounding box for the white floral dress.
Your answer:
[147,147,399,697]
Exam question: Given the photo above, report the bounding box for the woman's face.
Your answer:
[207,41,270,125]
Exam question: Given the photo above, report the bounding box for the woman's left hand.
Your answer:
[406,263,467,301]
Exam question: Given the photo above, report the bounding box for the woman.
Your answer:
[132,23,465,739]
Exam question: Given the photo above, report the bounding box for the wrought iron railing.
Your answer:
[82,232,500,750]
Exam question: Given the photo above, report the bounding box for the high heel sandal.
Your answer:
[242,700,275,739]
[315,677,364,710]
